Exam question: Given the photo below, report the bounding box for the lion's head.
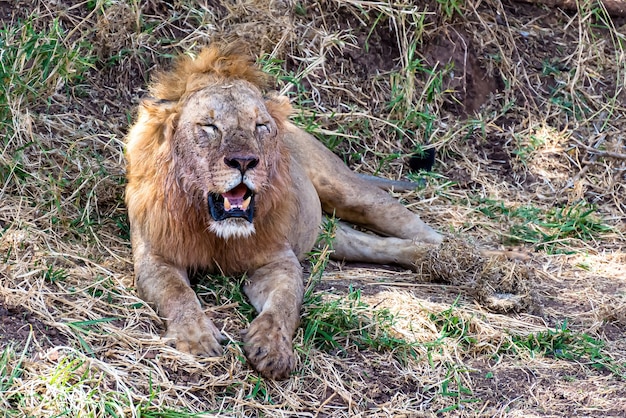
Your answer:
[125,45,294,250]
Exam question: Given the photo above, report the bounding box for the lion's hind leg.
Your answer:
[331,221,436,270]
[284,125,441,244]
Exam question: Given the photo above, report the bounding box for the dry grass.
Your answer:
[1,0,625,416]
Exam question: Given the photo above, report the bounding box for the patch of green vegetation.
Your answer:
[512,131,546,164]
[2,342,206,417]
[43,265,68,283]
[88,277,121,303]
[300,218,419,360]
[473,198,612,253]
[134,403,215,418]
[245,375,273,403]
[548,83,594,120]
[0,16,108,244]
[419,307,484,413]
[113,212,131,241]
[436,363,480,413]
[258,54,335,142]
[427,306,625,410]
[41,352,206,417]
[258,54,313,107]
[301,286,419,360]
[0,343,27,412]
[195,273,256,324]
[305,215,337,290]
[436,0,465,21]
[429,302,477,347]
[388,47,437,139]
[406,171,457,197]
[541,58,566,77]
[385,41,453,169]
[0,18,95,139]
[43,355,116,414]
[506,322,625,379]
[66,317,117,355]
[431,307,625,380]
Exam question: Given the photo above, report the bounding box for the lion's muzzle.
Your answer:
[208,183,255,223]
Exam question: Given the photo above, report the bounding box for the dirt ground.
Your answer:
[1,0,625,416]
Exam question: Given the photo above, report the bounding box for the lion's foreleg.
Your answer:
[133,245,224,356]
[241,252,304,380]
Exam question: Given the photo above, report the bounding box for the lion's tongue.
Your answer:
[222,184,250,211]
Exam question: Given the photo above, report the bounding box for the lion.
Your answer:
[124,44,443,380]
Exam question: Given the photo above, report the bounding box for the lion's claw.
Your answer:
[165,312,224,357]
[242,313,295,380]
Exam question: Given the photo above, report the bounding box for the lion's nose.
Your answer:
[224,155,259,173]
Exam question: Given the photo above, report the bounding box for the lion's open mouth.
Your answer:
[208,183,255,223]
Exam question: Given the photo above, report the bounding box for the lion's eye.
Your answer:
[201,124,218,136]
[256,123,270,134]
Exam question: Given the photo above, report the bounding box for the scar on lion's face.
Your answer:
[169,81,283,239]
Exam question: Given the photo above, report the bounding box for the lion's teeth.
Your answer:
[242,196,251,211]
[223,197,232,211]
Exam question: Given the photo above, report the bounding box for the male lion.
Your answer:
[125,44,442,379]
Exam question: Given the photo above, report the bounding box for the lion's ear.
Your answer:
[138,98,180,144]
[265,95,292,128]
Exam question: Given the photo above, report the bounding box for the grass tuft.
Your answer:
[473,198,613,252]
[508,322,626,379]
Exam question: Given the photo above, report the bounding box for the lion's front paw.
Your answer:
[165,312,224,357]
[241,312,295,380]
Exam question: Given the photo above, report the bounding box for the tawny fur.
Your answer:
[125,44,442,380]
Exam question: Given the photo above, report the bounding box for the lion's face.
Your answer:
[168,80,285,240]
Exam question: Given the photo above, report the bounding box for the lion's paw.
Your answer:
[241,312,295,380]
[165,312,224,357]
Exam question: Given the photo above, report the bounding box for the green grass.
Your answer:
[245,375,273,403]
[258,36,454,172]
[300,217,420,361]
[134,407,214,417]
[0,14,122,249]
[42,265,69,283]
[472,198,613,252]
[436,0,465,21]
[426,305,625,415]
[195,273,256,324]
[423,304,482,412]
[386,42,447,144]
[0,344,207,417]
[0,18,94,140]
[435,363,480,413]
[430,304,625,380]
[66,317,118,356]
[0,343,28,414]
[301,286,419,359]
[512,130,547,164]
[507,322,625,379]
[429,301,477,347]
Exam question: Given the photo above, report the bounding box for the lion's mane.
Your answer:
[125,44,296,273]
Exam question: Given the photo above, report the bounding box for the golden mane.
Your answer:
[149,44,271,102]
[125,45,295,273]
